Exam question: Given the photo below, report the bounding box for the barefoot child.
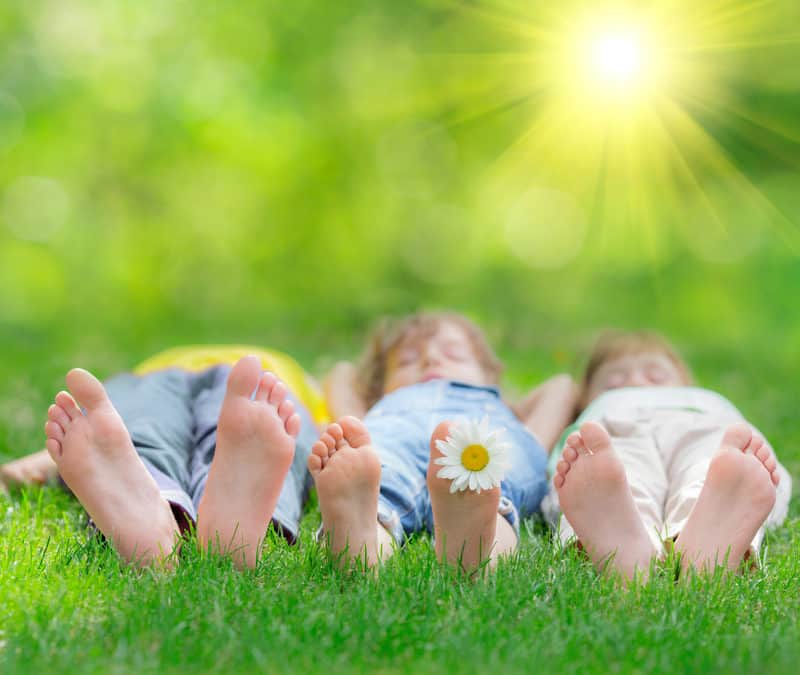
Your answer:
[552,331,791,581]
[309,312,576,573]
[31,346,325,568]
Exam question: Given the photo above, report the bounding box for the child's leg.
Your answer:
[196,357,300,569]
[660,413,782,538]
[0,449,57,488]
[308,417,394,567]
[427,421,516,573]
[103,369,197,491]
[670,423,778,572]
[97,367,216,525]
[554,422,662,581]
[44,369,180,566]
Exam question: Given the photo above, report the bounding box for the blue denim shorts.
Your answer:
[364,380,549,544]
[104,366,317,542]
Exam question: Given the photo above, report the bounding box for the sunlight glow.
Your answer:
[559,13,668,109]
[434,0,800,264]
[589,30,642,83]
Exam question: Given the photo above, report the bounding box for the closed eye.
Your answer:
[395,348,419,366]
[441,341,471,361]
[647,367,670,383]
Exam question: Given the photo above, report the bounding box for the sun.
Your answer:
[589,30,642,84]
[558,12,668,109]
[428,0,800,264]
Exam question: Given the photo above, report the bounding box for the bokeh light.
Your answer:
[3,176,69,243]
[504,188,587,268]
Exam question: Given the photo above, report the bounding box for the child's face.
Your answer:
[586,351,686,403]
[383,320,490,394]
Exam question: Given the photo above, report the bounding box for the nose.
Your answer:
[422,344,444,367]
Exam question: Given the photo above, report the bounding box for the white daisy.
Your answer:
[434,416,512,494]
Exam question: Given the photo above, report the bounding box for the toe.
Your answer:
[753,443,770,463]
[326,423,344,443]
[308,452,323,476]
[45,438,62,459]
[55,391,82,421]
[763,456,777,474]
[277,399,295,423]
[65,369,112,412]
[563,446,579,463]
[569,434,591,457]
[553,473,565,489]
[254,371,278,402]
[311,441,330,469]
[556,460,571,475]
[268,381,288,407]
[579,422,613,455]
[285,412,301,438]
[44,420,65,442]
[225,356,263,398]
[320,432,337,452]
[720,423,753,453]
[339,416,372,449]
[567,433,593,457]
[312,439,330,458]
[48,404,70,429]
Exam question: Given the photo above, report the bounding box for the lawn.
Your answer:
[2,0,800,672]
[1,265,798,674]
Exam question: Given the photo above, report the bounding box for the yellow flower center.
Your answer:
[460,444,490,472]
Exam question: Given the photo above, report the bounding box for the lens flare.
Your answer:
[427,0,800,262]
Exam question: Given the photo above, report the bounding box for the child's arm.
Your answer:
[512,374,578,451]
[324,361,368,420]
[0,449,58,490]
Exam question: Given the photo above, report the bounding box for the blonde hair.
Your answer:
[579,330,693,410]
[356,311,503,408]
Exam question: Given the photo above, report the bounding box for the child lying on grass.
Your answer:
[552,331,791,581]
[309,311,576,573]
[31,346,326,568]
[4,319,574,573]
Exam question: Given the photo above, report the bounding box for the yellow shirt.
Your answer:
[134,345,329,424]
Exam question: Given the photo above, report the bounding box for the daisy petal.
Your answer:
[477,472,492,491]
[431,416,517,494]
[437,466,464,480]
[435,459,459,468]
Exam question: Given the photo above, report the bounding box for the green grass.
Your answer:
[1,307,798,675]
[2,1,799,671]
[1,490,798,674]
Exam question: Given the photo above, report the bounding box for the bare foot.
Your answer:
[44,369,179,566]
[197,356,300,569]
[427,421,513,573]
[675,423,777,573]
[0,449,58,488]
[554,421,658,581]
[308,416,390,566]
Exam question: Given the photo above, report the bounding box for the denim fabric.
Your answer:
[103,366,315,541]
[364,380,549,544]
